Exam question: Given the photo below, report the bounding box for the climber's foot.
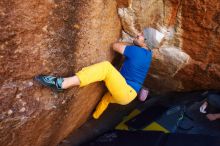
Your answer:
[35,75,64,92]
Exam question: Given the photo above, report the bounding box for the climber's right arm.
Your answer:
[112,42,132,55]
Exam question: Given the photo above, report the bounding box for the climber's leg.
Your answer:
[35,61,111,91]
[36,61,137,106]
[75,61,137,119]
[76,61,137,105]
[61,76,80,89]
[47,61,112,89]
[75,61,114,87]
[92,92,113,119]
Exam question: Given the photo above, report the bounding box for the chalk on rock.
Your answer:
[28,81,33,87]
[19,107,26,113]
[7,109,13,115]
[16,93,22,99]
[62,100,66,104]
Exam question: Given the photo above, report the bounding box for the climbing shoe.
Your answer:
[35,75,64,92]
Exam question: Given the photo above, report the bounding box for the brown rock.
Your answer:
[0,0,121,146]
[116,0,131,8]
[1,0,220,145]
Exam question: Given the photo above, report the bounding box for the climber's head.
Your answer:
[133,32,148,49]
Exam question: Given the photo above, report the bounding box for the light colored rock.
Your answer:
[118,7,139,36]
[158,46,190,76]
[19,107,26,113]
[16,93,22,99]
[7,110,13,115]
[61,100,66,104]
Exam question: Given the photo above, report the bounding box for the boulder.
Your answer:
[1,0,220,145]
[0,0,121,145]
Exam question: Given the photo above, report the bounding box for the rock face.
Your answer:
[118,0,220,93]
[0,0,120,146]
[1,0,220,146]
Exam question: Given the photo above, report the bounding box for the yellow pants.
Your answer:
[76,61,137,119]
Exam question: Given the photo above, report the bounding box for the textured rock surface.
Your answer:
[0,0,120,146]
[1,0,220,145]
[118,0,220,93]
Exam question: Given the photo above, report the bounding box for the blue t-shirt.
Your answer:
[120,45,152,92]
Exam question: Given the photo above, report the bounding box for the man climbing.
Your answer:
[35,28,160,119]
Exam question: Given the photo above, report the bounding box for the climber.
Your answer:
[35,28,161,119]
